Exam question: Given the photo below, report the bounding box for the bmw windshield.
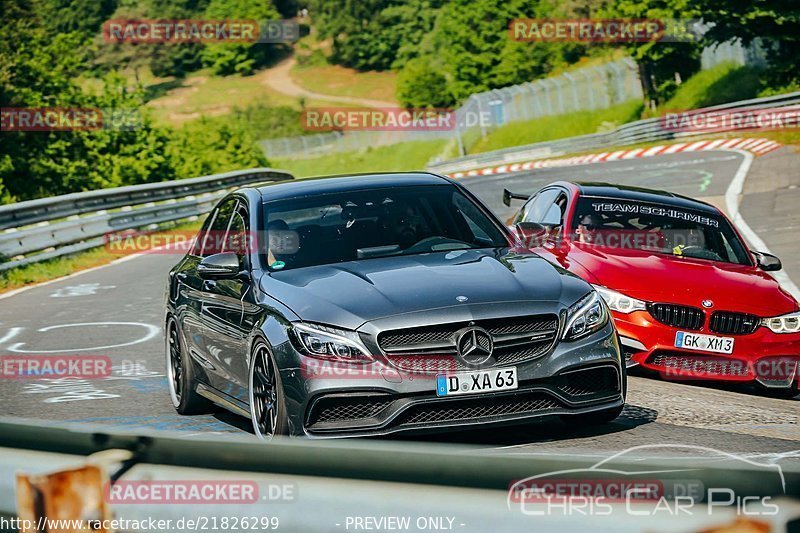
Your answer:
[571,197,752,265]
[263,185,511,271]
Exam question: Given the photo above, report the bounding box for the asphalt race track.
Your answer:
[0,150,797,465]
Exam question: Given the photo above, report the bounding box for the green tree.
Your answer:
[309,0,444,71]
[605,0,703,103]
[168,118,269,178]
[694,0,800,89]
[397,56,455,107]
[202,0,282,75]
[410,0,586,104]
[0,0,272,203]
[33,0,117,36]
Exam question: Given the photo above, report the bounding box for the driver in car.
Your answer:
[266,219,299,269]
[576,214,602,244]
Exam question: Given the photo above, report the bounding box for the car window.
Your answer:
[541,193,568,227]
[190,208,218,257]
[524,189,560,223]
[200,198,237,257]
[452,193,495,242]
[571,196,751,265]
[513,196,535,225]
[223,207,248,264]
[263,185,509,270]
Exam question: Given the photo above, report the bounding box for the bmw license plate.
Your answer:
[675,331,734,354]
[436,367,518,397]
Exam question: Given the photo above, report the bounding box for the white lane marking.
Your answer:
[23,378,120,403]
[50,283,115,298]
[0,327,22,346]
[7,322,161,353]
[726,149,800,301]
[0,252,143,301]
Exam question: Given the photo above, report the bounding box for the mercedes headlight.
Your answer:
[292,323,373,362]
[563,291,609,340]
[761,311,800,334]
[592,285,647,314]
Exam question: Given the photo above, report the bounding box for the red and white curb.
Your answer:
[448,138,783,178]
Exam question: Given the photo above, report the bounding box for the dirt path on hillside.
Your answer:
[257,56,396,108]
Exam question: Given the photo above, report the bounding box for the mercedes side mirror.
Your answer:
[752,251,782,272]
[198,252,241,279]
[514,222,548,248]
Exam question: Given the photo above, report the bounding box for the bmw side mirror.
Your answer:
[752,251,782,272]
[198,252,241,279]
[515,222,548,247]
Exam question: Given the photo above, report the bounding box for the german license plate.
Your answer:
[675,331,734,354]
[436,367,518,397]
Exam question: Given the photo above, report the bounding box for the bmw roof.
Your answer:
[254,172,451,202]
[574,182,720,214]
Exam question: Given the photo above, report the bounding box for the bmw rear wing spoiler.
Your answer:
[502,189,530,207]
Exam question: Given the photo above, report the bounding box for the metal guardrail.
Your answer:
[0,168,293,272]
[0,416,797,517]
[427,92,800,175]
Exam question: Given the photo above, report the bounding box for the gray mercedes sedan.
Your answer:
[164,172,625,439]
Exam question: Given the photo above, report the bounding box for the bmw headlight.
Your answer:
[592,285,647,314]
[292,323,373,362]
[761,311,800,334]
[563,291,609,340]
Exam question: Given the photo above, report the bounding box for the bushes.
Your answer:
[201,0,283,76]
[469,100,644,154]
[0,0,276,204]
[660,62,761,111]
[397,58,455,108]
[168,119,269,179]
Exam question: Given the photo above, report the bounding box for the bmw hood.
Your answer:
[262,248,589,330]
[568,244,798,316]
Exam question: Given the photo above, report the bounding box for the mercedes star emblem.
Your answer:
[455,327,494,366]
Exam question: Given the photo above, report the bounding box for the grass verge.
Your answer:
[659,62,761,112]
[468,100,643,154]
[290,64,397,104]
[143,68,344,126]
[273,139,453,177]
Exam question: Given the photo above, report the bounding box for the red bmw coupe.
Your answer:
[504,182,800,397]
